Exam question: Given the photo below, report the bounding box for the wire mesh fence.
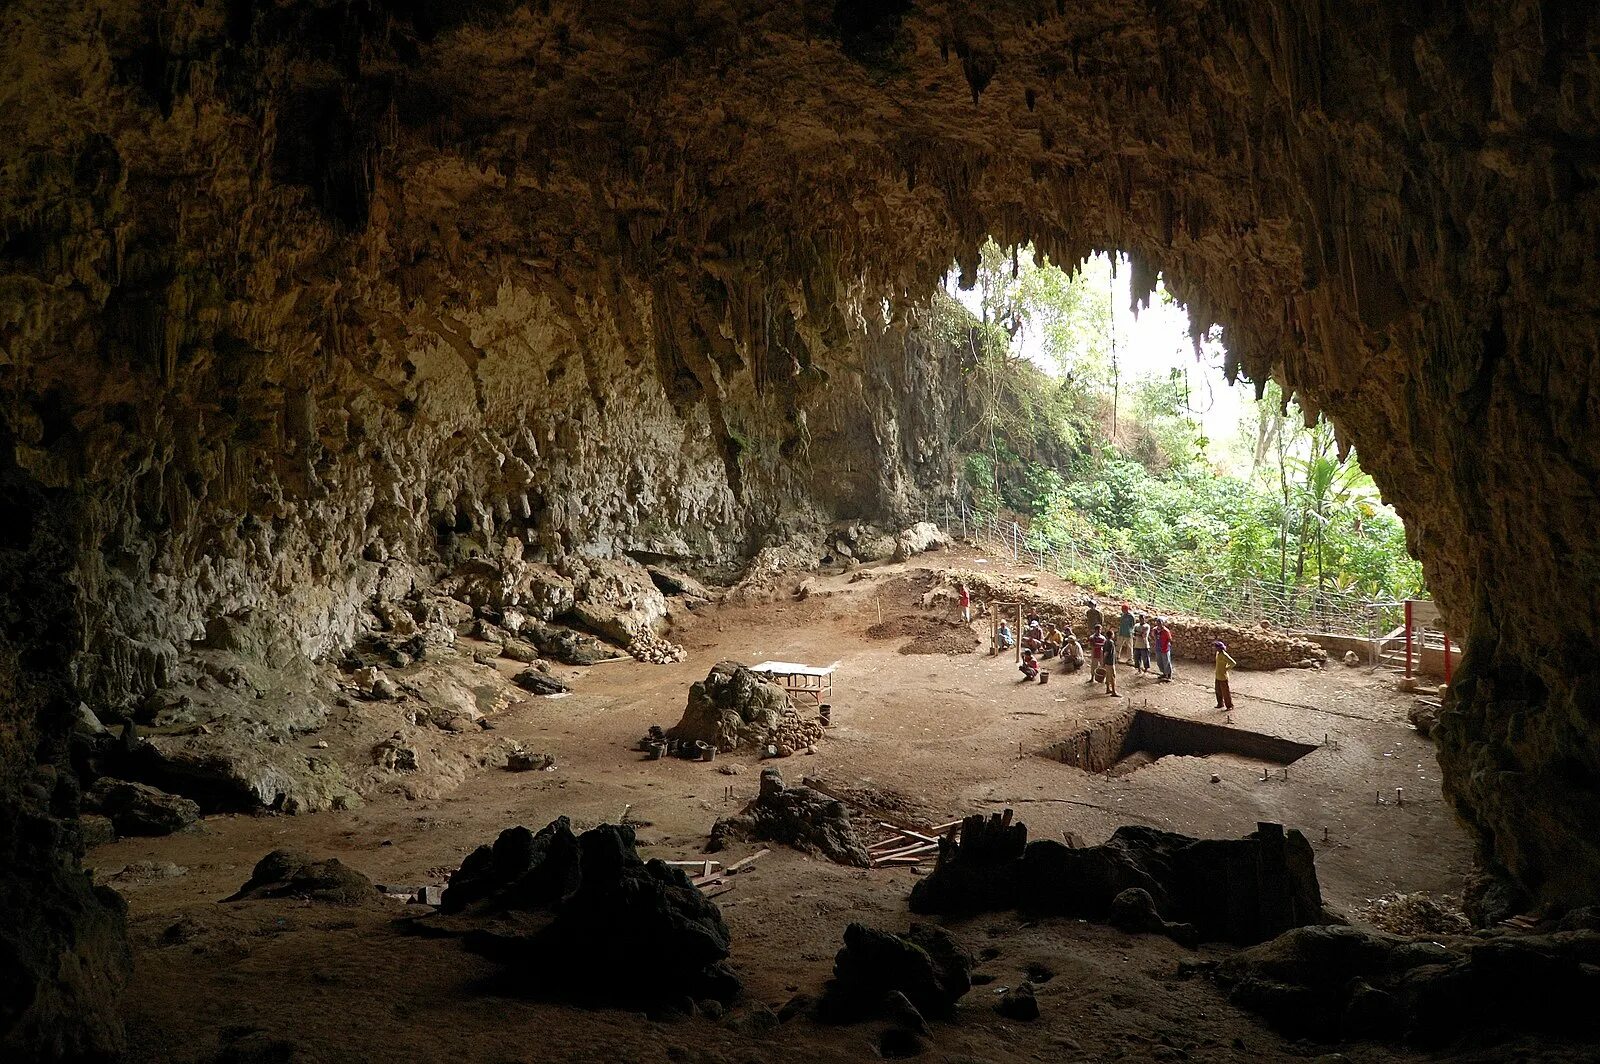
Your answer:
[915,498,1414,641]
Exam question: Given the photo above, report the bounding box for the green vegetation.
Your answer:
[947,240,1425,609]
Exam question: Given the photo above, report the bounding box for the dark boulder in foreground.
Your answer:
[1215,924,1600,1045]
[911,814,1324,947]
[433,817,739,1007]
[817,922,974,1024]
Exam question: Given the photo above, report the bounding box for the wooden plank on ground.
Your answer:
[723,848,771,874]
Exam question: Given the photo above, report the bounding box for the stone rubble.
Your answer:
[628,631,687,664]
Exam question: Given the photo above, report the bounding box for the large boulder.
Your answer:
[226,850,376,905]
[132,737,360,815]
[892,521,952,561]
[912,818,1326,947]
[82,778,199,836]
[522,623,617,666]
[668,662,790,752]
[1216,925,1600,1044]
[437,819,739,1006]
[818,922,974,1023]
[557,556,669,647]
[445,546,577,621]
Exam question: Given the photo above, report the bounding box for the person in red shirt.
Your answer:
[1154,617,1174,682]
[1019,648,1040,682]
[958,582,971,623]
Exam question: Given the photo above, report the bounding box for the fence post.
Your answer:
[1404,600,1414,679]
[1012,522,1019,562]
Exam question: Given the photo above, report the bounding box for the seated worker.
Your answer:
[1019,648,1040,682]
[996,619,1015,649]
[1022,619,1045,652]
[1063,631,1085,671]
[1042,624,1065,657]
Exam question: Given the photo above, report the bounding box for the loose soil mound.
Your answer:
[864,614,978,656]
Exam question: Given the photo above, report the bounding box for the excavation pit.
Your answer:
[1045,709,1318,777]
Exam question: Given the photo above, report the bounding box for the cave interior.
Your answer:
[3,0,1600,1060]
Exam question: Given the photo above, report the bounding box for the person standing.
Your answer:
[1154,617,1174,682]
[1102,640,1120,697]
[958,583,971,624]
[1088,624,1107,683]
[1133,614,1151,674]
[1085,599,1103,638]
[1213,640,1236,709]
[1117,604,1135,664]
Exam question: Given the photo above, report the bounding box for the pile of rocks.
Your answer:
[668,662,789,752]
[764,706,823,756]
[431,817,740,1007]
[709,767,869,866]
[629,631,686,664]
[910,815,1328,947]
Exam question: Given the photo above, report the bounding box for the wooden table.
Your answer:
[748,660,838,707]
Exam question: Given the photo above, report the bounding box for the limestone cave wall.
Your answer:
[4,0,1600,1056]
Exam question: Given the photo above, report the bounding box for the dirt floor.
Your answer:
[94,548,1507,1063]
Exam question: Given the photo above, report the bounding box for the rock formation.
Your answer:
[709,766,871,866]
[225,849,377,906]
[911,814,1326,947]
[817,922,975,1024]
[431,818,740,1007]
[4,1,1600,1056]
[669,662,792,752]
[1215,923,1600,1045]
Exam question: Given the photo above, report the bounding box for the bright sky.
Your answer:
[949,251,1252,468]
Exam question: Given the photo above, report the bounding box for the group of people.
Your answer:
[1079,600,1174,695]
[971,584,1239,709]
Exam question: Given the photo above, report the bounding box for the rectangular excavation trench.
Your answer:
[1045,709,1318,777]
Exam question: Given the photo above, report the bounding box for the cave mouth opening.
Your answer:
[1045,709,1318,777]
